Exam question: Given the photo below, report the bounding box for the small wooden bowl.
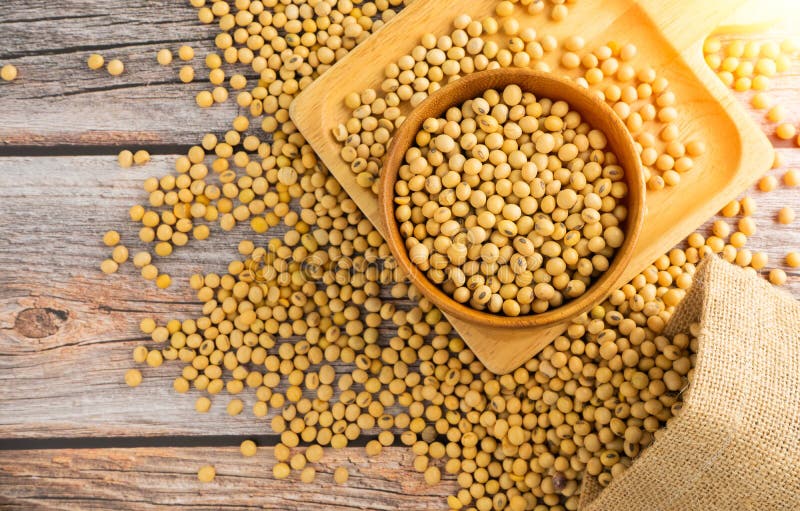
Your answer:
[378,69,645,329]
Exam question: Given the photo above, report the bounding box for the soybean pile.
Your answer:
[56,1,798,510]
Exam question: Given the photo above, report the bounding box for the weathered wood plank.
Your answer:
[0,153,798,439]
[0,2,798,149]
[0,155,425,438]
[0,0,239,147]
[2,0,211,54]
[0,447,454,510]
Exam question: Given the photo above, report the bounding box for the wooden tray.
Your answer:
[291,0,773,374]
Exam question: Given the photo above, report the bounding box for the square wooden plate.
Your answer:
[291,0,773,374]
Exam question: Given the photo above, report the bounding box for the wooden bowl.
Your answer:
[378,68,646,329]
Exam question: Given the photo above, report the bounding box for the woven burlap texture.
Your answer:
[579,256,800,511]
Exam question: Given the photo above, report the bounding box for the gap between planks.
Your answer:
[0,144,193,157]
[0,434,421,451]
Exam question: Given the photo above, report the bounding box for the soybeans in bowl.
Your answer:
[379,69,645,328]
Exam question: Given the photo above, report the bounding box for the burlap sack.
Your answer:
[579,256,800,511]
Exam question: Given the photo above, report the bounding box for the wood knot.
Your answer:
[14,307,68,338]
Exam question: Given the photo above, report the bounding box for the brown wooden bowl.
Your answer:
[378,68,645,329]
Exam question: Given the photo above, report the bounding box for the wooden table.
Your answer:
[0,2,798,509]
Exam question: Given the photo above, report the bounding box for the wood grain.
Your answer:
[0,447,455,510]
[0,0,239,148]
[292,0,773,373]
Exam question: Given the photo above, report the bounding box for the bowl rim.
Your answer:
[378,68,646,329]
